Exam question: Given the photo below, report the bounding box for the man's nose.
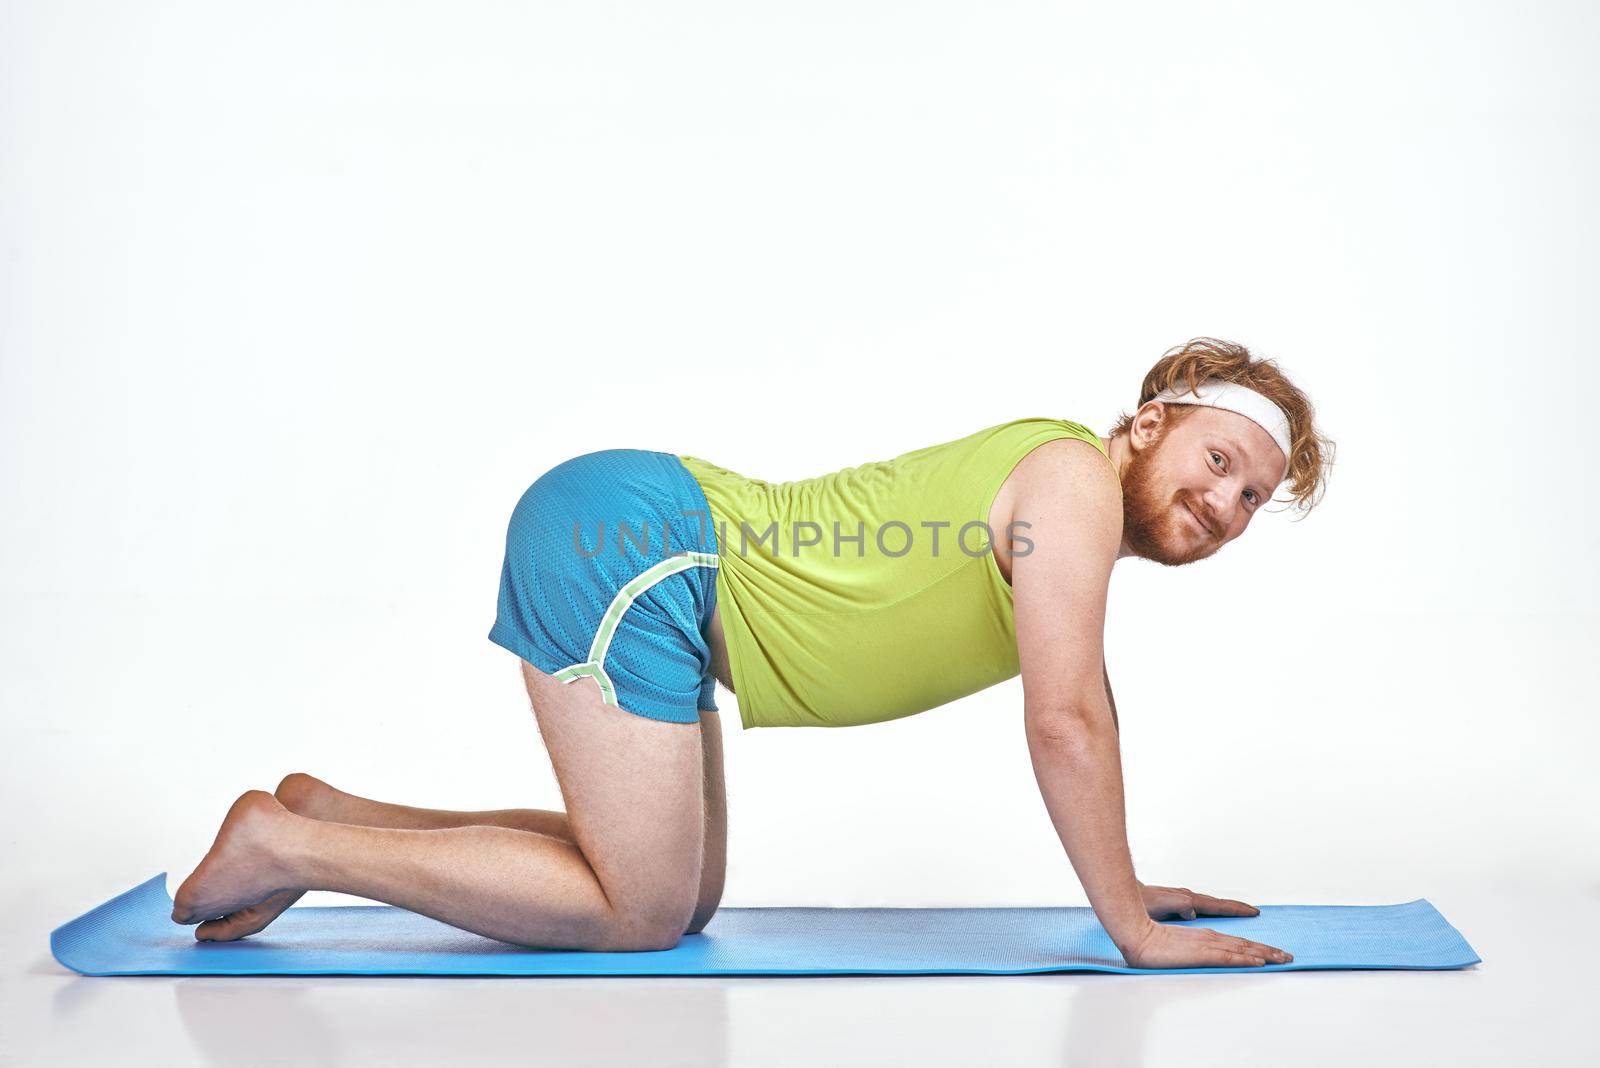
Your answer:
[1202,489,1237,533]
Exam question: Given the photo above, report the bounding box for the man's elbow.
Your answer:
[1024,704,1114,748]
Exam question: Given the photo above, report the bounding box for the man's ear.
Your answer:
[1129,401,1171,453]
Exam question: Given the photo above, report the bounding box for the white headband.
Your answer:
[1148,378,1293,485]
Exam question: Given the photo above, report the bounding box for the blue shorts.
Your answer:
[488,449,720,724]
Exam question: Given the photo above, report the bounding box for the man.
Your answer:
[171,337,1332,970]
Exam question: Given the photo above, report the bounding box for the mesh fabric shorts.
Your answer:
[488,449,720,724]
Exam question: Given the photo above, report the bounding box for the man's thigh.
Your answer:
[520,660,705,939]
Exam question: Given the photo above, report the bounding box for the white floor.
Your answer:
[5,596,1597,1066]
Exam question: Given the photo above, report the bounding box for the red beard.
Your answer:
[1118,432,1220,567]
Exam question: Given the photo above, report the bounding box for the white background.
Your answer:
[4,1,1597,1064]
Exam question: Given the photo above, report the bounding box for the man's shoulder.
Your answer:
[1010,435,1121,504]
[992,435,1122,576]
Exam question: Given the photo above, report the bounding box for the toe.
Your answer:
[203,903,275,941]
[196,911,252,941]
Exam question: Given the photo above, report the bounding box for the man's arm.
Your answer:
[1103,659,1119,734]
[1101,658,1134,894]
[1009,439,1151,958]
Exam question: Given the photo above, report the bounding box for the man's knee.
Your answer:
[603,906,697,951]
[683,883,723,935]
[590,875,701,950]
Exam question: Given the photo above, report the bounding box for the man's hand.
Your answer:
[1120,883,1294,968]
[1138,882,1261,921]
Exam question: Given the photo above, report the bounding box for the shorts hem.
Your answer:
[615,704,704,725]
[490,623,711,726]
[487,622,570,677]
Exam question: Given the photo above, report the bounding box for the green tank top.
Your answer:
[677,417,1118,729]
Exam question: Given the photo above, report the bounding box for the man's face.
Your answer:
[1120,405,1287,567]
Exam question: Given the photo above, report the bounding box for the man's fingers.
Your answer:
[1194,894,1260,916]
[1197,933,1272,967]
[1215,932,1292,961]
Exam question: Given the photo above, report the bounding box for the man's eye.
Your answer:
[1244,490,1258,505]
[1210,451,1223,466]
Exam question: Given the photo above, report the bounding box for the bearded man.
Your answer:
[171,336,1333,971]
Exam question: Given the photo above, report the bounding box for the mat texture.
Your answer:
[52,874,1481,976]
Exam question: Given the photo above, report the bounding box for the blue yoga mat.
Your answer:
[51,874,1480,976]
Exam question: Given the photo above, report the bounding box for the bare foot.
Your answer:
[194,889,304,941]
[192,775,333,941]
[172,791,300,927]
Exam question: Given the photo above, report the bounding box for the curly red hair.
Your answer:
[1108,337,1336,517]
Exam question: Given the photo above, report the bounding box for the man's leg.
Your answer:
[173,663,707,951]
[686,709,726,934]
[191,774,577,941]
[195,712,729,941]
[275,773,578,838]
[281,708,728,931]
